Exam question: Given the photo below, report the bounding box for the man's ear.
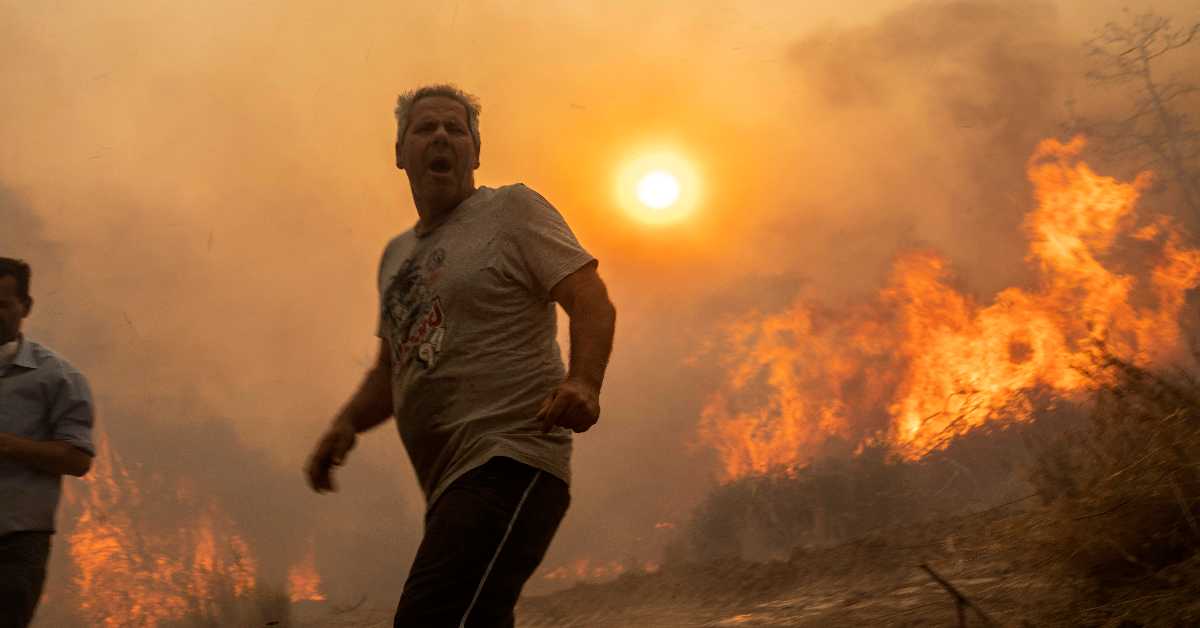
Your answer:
[395,140,405,170]
[473,141,482,169]
[21,297,33,319]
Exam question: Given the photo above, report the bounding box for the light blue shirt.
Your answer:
[0,336,95,536]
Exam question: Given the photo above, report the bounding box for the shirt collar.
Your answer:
[11,335,38,370]
[414,186,487,238]
[0,338,17,367]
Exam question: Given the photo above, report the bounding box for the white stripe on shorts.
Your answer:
[458,469,542,628]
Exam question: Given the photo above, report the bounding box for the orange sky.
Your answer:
[3,0,1198,607]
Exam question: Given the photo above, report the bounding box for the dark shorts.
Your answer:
[0,531,51,628]
[394,456,570,628]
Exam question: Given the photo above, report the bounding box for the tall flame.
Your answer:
[699,137,1200,480]
[65,433,259,626]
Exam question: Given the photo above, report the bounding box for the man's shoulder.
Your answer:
[20,338,86,379]
[493,182,540,201]
[490,183,558,217]
[380,229,418,259]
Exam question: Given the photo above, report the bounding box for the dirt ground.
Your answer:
[514,507,1061,627]
[297,502,1193,627]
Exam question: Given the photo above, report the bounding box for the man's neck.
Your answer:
[413,186,477,232]
[0,335,20,368]
[415,202,456,226]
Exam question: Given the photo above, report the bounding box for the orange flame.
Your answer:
[65,433,259,626]
[287,539,326,603]
[699,137,1200,480]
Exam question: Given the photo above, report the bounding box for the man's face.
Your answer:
[396,96,479,210]
[0,276,29,344]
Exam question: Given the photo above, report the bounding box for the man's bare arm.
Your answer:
[334,338,395,433]
[0,434,92,477]
[537,263,616,433]
[305,339,393,492]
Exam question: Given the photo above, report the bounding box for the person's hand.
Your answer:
[536,378,600,433]
[305,419,357,493]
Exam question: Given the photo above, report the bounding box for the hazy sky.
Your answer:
[4,0,1198,608]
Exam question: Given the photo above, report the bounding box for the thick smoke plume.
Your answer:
[2,1,1198,622]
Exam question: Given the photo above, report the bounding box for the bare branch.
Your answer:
[919,563,1000,627]
[1079,10,1200,222]
[1159,83,1199,103]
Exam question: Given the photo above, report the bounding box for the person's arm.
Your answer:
[305,339,394,492]
[332,338,395,434]
[536,263,616,433]
[0,434,91,476]
[2,366,96,477]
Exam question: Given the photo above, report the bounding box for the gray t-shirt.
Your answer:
[0,337,95,536]
[377,184,596,506]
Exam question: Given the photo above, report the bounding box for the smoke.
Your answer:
[758,2,1074,298]
[0,188,47,250]
[2,0,1198,618]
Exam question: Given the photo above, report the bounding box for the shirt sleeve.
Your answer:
[376,236,402,341]
[50,367,95,457]
[376,244,390,340]
[502,185,597,298]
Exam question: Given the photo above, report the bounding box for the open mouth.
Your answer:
[429,157,453,174]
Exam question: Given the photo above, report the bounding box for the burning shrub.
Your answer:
[697,136,1200,487]
[55,425,323,627]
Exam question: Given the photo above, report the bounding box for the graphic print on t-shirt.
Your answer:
[382,247,447,369]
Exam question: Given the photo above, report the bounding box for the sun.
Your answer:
[637,171,680,210]
[616,149,701,225]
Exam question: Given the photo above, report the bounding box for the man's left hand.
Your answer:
[536,378,600,433]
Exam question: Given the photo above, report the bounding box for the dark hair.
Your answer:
[0,257,32,306]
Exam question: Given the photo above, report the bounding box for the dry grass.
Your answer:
[1025,355,1200,626]
[678,412,1066,564]
[567,350,1200,626]
[161,580,291,628]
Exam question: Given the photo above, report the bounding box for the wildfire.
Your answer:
[699,137,1200,480]
[287,539,326,602]
[65,433,260,626]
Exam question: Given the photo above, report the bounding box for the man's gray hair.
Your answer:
[394,84,482,154]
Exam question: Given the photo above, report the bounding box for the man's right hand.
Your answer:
[305,419,357,493]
